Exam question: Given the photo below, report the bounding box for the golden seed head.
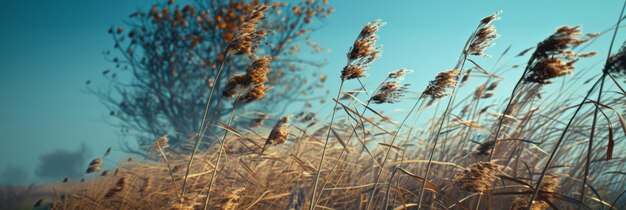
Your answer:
[388,68,413,79]
[423,69,460,99]
[480,10,501,25]
[105,176,128,198]
[341,20,385,81]
[453,161,503,194]
[371,81,410,104]
[470,11,501,56]
[525,58,576,84]
[153,135,169,150]
[245,56,272,85]
[86,158,103,173]
[235,83,269,104]
[229,5,270,58]
[223,74,247,97]
[266,115,290,145]
[524,26,596,84]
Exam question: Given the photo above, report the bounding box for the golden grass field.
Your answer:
[3,1,626,210]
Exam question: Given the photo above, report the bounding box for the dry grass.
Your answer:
[8,2,626,210]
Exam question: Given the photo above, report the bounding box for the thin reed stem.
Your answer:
[204,95,240,210]
[315,78,387,205]
[309,80,345,210]
[365,97,422,210]
[581,0,626,204]
[527,2,626,208]
[181,45,231,196]
[525,76,601,209]
[417,24,481,209]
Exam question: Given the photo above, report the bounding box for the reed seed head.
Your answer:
[453,161,503,194]
[223,74,247,97]
[266,115,290,145]
[388,68,413,79]
[229,5,270,58]
[524,26,596,84]
[245,56,272,85]
[86,158,103,173]
[341,20,385,81]
[423,69,460,99]
[371,81,409,104]
[469,11,500,57]
[525,58,576,84]
[104,176,128,198]
[511,175,560,210]
[235,83,269,104]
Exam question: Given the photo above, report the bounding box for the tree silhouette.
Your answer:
[88,0,332,153]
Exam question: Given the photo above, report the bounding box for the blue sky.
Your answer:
[0,0,622,183]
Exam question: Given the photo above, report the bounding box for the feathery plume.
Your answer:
[524,26,596,84]
[423,69,461,98]
[224,56,272,104]
[341,20,385,80]
[229,5,270,58]
[104,177,128,198]
[469,11,501,56]
[388,68,413,79]
[453,161,503,194]
[86,158,103,173]
[223,74,247,97]
[266,115,290,146]
[236,83,269,104]
[511,175,560,210]
[371,81,410,104]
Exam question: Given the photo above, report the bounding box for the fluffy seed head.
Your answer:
[371,81,409,104]
[524,26,596,84]
[223,74,247,97]
[423,69,460,98]
[469,11,501,56]
[86,158,103,173]
[104,176,128,198]
[388,68,413,79]
[453,161,503,194]
[266,115,290,145]
[229,5,270,58]
[511,175,560,210]
[525,58,576,84]
[153,135,169,150]
[341,20,385,81]
[235,83,269,104]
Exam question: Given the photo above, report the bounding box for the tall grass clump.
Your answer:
[21,1,626,210]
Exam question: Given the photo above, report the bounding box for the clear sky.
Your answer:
[0,0,622,183]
